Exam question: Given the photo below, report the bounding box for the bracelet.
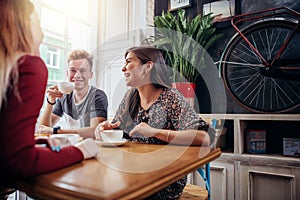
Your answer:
[166,130,171,142]
[53,126,60,134]
[47,97,56,105]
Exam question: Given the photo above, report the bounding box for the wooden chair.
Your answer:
[180,157,211,200]
[180,183,208,200]
[180,119,218,200]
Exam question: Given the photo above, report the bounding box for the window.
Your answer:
[46,47,60,69]
[32,0,98,84]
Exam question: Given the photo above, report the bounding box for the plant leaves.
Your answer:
[152,9,222,82]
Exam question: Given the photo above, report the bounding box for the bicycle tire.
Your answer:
[221,19,300,113]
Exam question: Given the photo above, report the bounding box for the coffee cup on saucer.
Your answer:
[101,130,124,142]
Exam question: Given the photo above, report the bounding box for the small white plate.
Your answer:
[96,139,128,147]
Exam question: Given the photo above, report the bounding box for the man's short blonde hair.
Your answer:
[67,49,93,70]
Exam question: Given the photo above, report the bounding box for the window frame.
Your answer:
[32,0,98,84]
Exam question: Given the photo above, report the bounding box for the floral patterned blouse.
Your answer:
[112,87,212,199]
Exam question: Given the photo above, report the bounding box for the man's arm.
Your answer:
[57,116,106,138]
[38,100,61,127]
[37,116,106,138]
[76,116,106,138]
[38,87,107,137]
[38,84,63,127]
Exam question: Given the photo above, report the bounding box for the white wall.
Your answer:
[94,0,154,117]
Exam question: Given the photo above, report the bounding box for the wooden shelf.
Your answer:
[199,113,300,199]
[218,153,300,168]
[199,113,300,156]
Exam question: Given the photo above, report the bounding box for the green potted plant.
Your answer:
[152,9,222,105]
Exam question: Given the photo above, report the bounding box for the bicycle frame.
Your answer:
[231,7,300,68]
[218,7,300,113]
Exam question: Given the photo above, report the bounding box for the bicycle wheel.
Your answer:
[221,19,300,113]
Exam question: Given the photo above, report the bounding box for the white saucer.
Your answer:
[96,139,128,147]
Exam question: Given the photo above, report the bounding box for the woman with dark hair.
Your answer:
[95,46,214,199]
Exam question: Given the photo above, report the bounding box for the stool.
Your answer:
[180,119,219,200]
[180,184,208,200]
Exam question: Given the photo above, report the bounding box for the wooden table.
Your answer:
[14,142,221,200]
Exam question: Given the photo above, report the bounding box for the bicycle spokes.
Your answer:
[221,18,300,113]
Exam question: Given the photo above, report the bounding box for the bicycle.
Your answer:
[219,7,300,113]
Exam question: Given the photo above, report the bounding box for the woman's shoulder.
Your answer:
[18,55,47,71]
[19,54,46,65]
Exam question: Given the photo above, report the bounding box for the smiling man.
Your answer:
[38,49,108,138]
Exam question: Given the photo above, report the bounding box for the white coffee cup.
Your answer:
[58,81,74,94]
[101,130,123,142]
[50,134,81,146]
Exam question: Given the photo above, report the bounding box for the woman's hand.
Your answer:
[129,122,160,138]
[94,121,120,140]
[75,138,99,159]
[35,137,62,152]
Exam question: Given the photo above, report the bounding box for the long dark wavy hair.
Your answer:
[121,46,171,128]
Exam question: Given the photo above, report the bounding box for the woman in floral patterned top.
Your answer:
[95,46,214,199]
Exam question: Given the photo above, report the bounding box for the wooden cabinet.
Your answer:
[193,114,300,200]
